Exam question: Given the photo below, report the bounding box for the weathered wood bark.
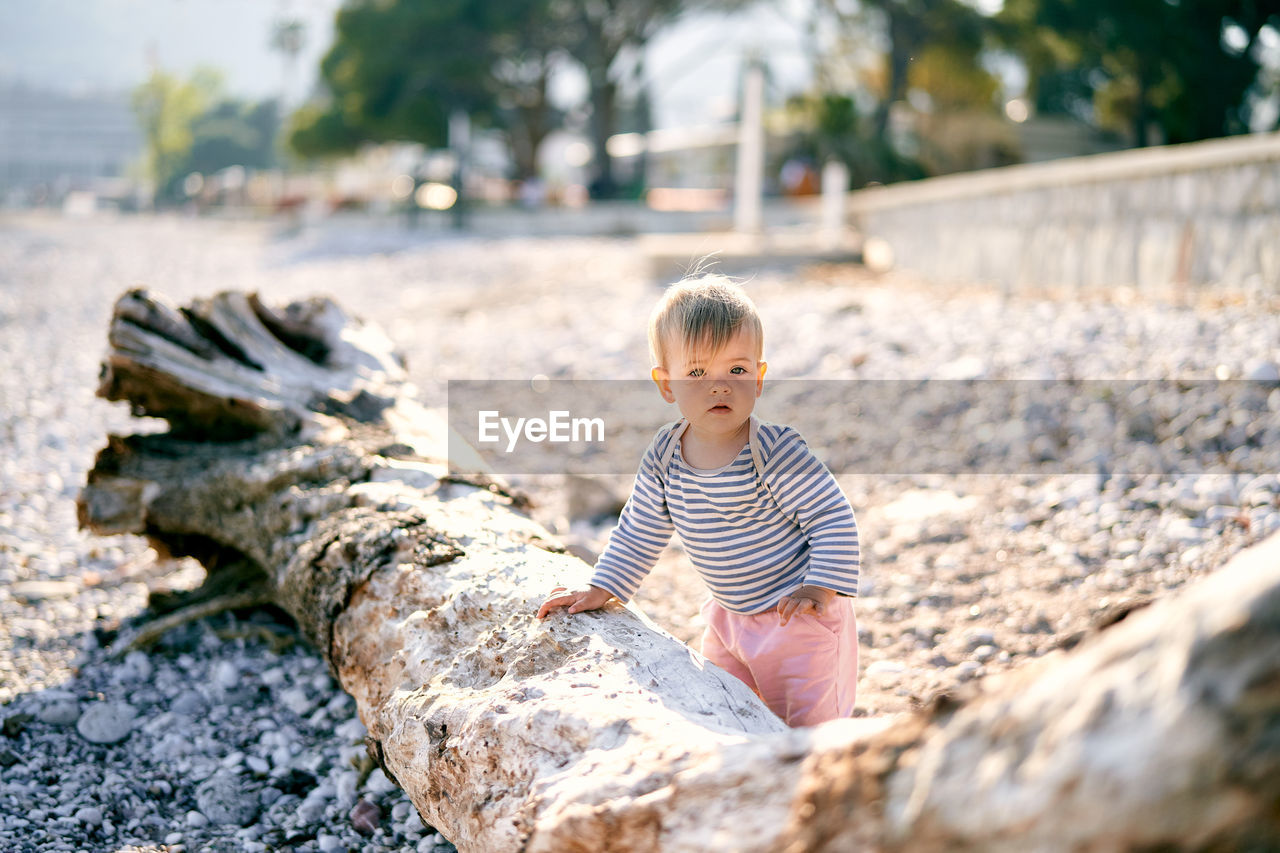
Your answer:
[80,289,1280,852]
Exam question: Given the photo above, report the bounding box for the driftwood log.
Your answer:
[79,289,1280,852]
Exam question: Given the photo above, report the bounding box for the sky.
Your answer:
[0,0,344,107]
[0,0,815,130]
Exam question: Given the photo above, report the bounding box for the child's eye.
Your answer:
[730,366,747,374]
[687,368,705,378]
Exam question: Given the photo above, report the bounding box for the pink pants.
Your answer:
[700,596,859,728]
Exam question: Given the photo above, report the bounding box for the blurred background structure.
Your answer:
[1,0,1278,279]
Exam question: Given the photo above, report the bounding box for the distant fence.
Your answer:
[847,133,1280,291]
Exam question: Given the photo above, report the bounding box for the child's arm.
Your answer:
[537,585,614,619]
[535,435,675,616]
[765,427,860,599]
[776,584,837,625]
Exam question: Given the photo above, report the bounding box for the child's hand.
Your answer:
[776,585,837,625]
[537,585,614,619]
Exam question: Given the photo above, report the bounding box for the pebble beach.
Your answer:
[1,212,1278,852]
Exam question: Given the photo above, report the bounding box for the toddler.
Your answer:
[537,275,860,727]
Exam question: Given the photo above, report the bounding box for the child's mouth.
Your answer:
[710,404,732,412]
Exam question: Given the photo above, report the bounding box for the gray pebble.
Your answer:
[1245,360,1280,382]
[170,691,207,717]
[195,770,261,826]
[76,701,136,744]
[73,806,102,825]
[36,695,81,726]
[963,629,996,651]
[117,650,154,683]
[280,687,314,717]
[214,661,240,691]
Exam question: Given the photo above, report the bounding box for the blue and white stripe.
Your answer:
[589,421,860,614]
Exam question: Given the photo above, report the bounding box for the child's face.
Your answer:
[651,326,766,440]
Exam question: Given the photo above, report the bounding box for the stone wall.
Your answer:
[847,133,1280,291]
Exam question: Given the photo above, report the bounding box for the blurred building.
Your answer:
[0,82,143,206]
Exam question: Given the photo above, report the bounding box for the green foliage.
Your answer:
[804,0,1004,183]
[131,67,223,201]
[998,0,1280,144]
[289,0,531,158]
[172,100,281,196]
[288,0,729,189]
[287,101,364,160]
[131,67,284,203]
[781,93,927,187]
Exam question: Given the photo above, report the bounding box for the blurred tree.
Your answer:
[131,67,223,205]
[552,0,686,198]
[288,0,563,182]
[491,2,573,181]
[780,92,927,188]
[289,0,741,193]
[998,0,1280,145]
[173,100,280,193]
[815,0,991,145]
[795,0,1003,183]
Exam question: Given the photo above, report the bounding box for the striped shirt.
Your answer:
[589,420,860,614]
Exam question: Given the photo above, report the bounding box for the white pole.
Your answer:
[820,159,849,248]
[449,110,470,229]
[734,58,765,234]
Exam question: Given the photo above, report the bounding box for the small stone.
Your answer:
[364,767,397,795]
[317,834,343,852]
[74,806,103,825]
[214,661,240,691]
[195,770,261,826]
[185,810,209,828]
[865,660,906,676]
[350,798,381,835]
[76,701,136,744]
[954,661,983,682]
[10,580,78,603]
[170,691,206,717]
[280,687,313,716]
[963,629,995,651]
[36,695,81,726]
[297,780,335,824]
[118,650,154,683]
[1245,360,1280,382]
[246,755,270,776]
[164,832,183,845]
[972,644,997,663]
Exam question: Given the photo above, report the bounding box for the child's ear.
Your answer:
[651,366,675,403]
[755,361,767,396]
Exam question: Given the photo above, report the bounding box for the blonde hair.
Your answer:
[648,274,763,368]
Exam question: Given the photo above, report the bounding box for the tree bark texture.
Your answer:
[80,289,1280,852]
